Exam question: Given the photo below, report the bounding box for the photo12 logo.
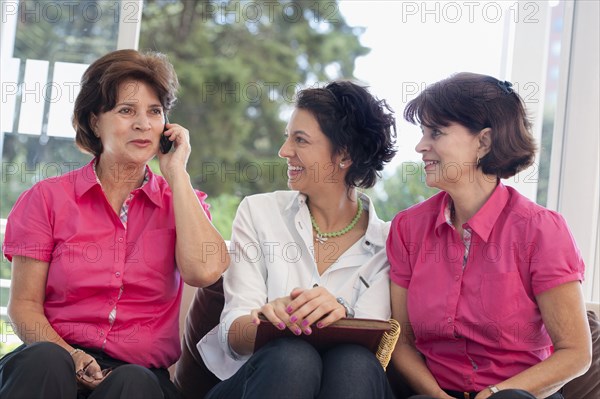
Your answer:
[400,1,541,24]
[2,1,141,24]
[196,1,340,24]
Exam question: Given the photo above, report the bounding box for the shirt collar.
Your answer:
[75,158,164,208]
[138,167,164,208]
[467,182,509,242]
[435,193,452,232]
[74,158,102,199]
[359,191,387,248]
[435,182,510,243]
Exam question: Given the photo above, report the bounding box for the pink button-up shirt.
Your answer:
[387,183,584,392]
[2,159,211,368]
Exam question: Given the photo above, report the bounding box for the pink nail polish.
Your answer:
[317,322,324,328]
[302,319,309,327]
[290,315,297,323]
[304,327,312,335]
[294,327,301,335]
[278,322,285,330]
[286,306,293,313]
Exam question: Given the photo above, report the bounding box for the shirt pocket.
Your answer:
[480,271,524,322]
[142,228,176,275]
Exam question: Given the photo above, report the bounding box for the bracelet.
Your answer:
[69,348,84,357]
[488,385,500,394]
[336,297,355,318]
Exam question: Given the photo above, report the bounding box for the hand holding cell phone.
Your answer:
[159,115,173,154]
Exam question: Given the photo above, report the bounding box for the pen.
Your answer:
[359,276,370,288]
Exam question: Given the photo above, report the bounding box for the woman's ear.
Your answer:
[336,150,353,169]
[89,114,99,137]
[478,128,492,157]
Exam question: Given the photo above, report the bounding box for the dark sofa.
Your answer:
[174,278,600,399]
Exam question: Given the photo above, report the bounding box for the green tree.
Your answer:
[139,0,369,199]
[367,162,439,222]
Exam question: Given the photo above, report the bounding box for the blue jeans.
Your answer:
[206,337,395,399]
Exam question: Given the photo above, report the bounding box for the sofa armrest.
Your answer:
[173,278,225,399]
[562,308,599,399]
[585,301,599,317]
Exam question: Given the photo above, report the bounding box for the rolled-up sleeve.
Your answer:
[194,189,212,221]
[3,184,53,262]
[527,210,585,296]
[387,212,413,289]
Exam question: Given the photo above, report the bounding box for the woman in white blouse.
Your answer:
[199,80,397,399]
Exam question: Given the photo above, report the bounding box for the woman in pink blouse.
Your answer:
[387,72,591,399]
[0,50,229,399]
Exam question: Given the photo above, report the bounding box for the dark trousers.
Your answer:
[0,341,182,399]
[205,337,396,399]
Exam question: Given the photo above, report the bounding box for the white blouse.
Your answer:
[198,190,391,380]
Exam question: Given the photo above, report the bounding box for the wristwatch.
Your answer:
[336,297,355,318]
[488,385,500,394]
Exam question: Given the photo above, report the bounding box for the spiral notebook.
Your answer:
[254,315,401,370]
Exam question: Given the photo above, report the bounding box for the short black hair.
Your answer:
[295,80,397,188]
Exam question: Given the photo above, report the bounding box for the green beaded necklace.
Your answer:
[309,197,363,244]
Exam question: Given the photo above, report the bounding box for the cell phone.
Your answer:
[159,115,173,154]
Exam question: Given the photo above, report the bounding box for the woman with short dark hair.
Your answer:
[388,72,591,399]
[197,80,397,399]
[0,49,229,399]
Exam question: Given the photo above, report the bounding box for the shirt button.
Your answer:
[454,275,460,280]
[108,300,114,306]
[115,272,121,278]
[118,237,124,242]
[365,240,371,246]
[447,317,453,323]
[99,331,104,336]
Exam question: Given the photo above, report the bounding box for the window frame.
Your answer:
[545,1,599,302]
[0,0,144,317]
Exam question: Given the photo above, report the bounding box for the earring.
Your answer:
[476,156,481,166]
[339,162,345,168]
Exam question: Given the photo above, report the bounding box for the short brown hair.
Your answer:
[404,72,536,179]
[73,49,179,157]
